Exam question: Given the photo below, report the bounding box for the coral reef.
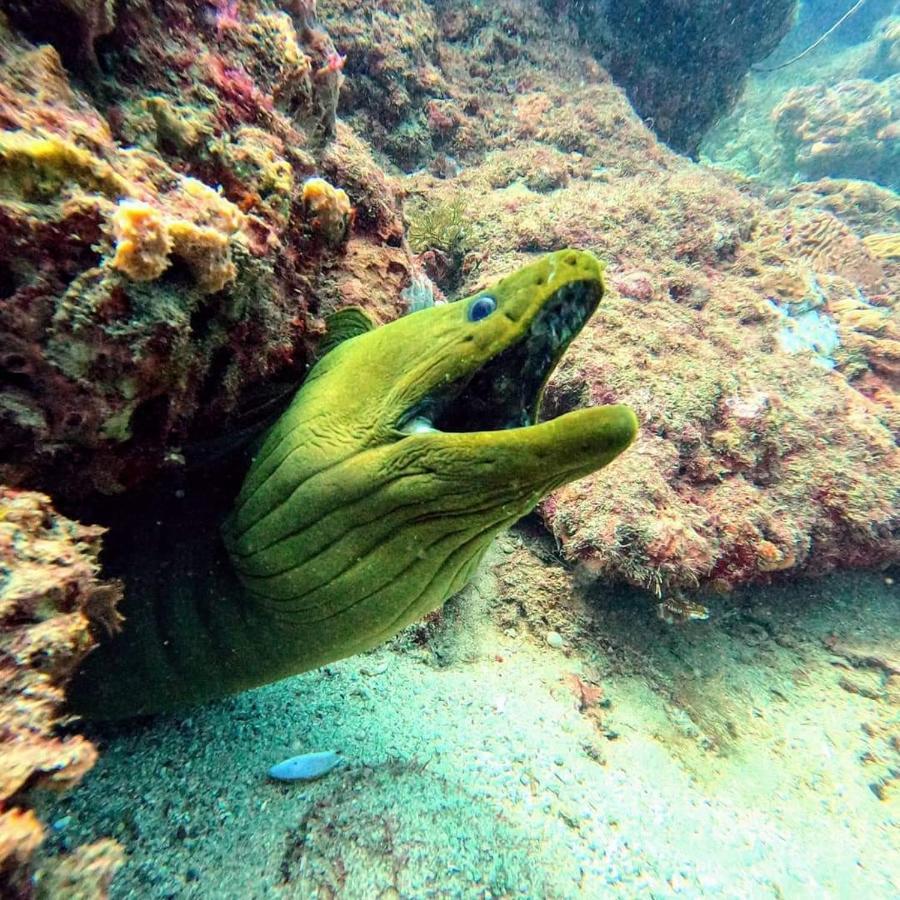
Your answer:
[394,1,899,597]
[0,2,410,500]
[0,0,896,884]
[317,0,449,169]
[773,76,899,190]
[0,487,123,897]
[318,0,711,180]
[776,177,900,237]
[864,232,900,260]
[0,1,413,865]
[322,0,790,165]
[0,0,893,614]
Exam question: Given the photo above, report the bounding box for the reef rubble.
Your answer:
[0,487,123,898]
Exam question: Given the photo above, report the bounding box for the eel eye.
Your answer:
[468,295,497,322]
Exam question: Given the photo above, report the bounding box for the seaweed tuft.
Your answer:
[407,197,470,258]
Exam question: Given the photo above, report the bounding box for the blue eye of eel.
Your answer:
[468,295,497,321]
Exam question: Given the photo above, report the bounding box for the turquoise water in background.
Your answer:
[702,0,899,189]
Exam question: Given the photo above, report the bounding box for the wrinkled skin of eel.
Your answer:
[69,250,638,718]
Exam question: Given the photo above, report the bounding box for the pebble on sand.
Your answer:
[268,751,344,782]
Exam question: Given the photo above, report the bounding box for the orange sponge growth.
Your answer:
[302,176,353,247]
[110,200,172,281]
[109,179,243,293]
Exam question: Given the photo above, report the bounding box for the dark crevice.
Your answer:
[0,370,33,392]
[0,263,20,300]
[128,395,171,444]
[190,299,220,342]
[198,347,233,408]
[158,257,196,290]
[2,0,97,74]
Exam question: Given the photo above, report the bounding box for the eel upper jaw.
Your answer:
[397,278,601,436]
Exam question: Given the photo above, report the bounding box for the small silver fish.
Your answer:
[268,751,343,782]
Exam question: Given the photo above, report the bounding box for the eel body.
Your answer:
[69,249,637,718]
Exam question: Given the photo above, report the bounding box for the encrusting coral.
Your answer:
[776,177,900,237]
[863,231,900,260]
[773,76,900,190]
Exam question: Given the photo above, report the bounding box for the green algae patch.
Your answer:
[407,196,470,256]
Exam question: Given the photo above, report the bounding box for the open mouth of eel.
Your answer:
[399,279,601,435]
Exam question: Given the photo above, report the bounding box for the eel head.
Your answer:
[224,249,637,664]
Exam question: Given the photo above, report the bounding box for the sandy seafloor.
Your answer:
[35,531,899,899]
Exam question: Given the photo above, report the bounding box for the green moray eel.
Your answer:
[69,249,637,718]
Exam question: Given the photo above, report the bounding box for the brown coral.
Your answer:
[783,178,900,236]
[863,232,900,261]
[786,211,887,294]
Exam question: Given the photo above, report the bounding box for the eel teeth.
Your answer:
[400,416,440,434]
